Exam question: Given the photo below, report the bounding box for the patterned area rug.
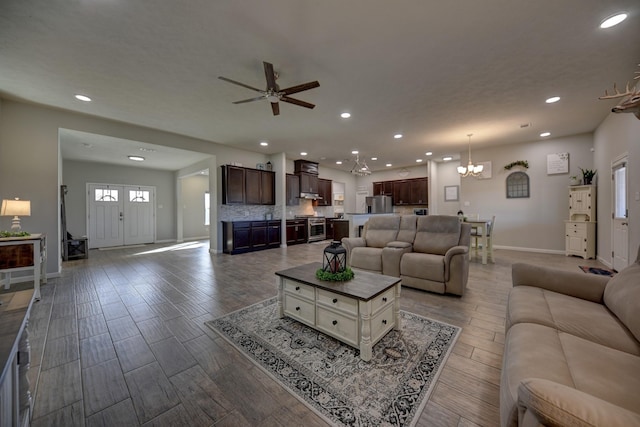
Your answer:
[579,265,616,276]
[205,297,460,426]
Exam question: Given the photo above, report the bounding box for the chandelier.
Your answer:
[457,133,484,177]
[350,153,371,176]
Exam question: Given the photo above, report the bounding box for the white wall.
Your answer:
[180,174,209,239]
[432,161,461,216]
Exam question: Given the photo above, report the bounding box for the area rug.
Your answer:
[579,265,616,276]
[205,297,460,427]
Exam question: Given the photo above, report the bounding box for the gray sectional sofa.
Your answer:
[500,248,640,427]
[341,215,471,295]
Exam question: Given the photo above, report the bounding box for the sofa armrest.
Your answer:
[382,242,413,277]
[518,378,640,427]
[341,237,366,266]
[444,245,469,263]
[512,263,608,303]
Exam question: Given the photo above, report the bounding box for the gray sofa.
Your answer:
[500,248,640,427]
[341,215,471,295]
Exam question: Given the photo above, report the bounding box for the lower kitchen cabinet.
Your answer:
[286,219,308,245]
[326,219,349,242]
[222,220,281,254]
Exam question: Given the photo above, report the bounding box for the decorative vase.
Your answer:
[570,177,580,186]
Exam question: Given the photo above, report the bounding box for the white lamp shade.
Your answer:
[457,166,467,174]
[1,199,31,216]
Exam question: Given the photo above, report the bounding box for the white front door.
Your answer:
[612,157,629,271]
[124,186,155,245]
[88,184,156,248]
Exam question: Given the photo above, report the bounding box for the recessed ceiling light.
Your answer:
[128,155,145,162]
[351,150,359,154]
[600,12,627,29]
[540,132,551,137]
[386,163,392,167]
[341,112,351,119]
[442,156,453,161]
[545,96,560,104]
[300,152,307,156]
[260,141,268,146]
[75,94,92,102]
[336,161,343,165]
[416,159,423,163]
[425,152,433,156]
[371,157,378,161]
[394,134,403,139]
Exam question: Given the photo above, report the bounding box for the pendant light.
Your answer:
[457,134,484,177]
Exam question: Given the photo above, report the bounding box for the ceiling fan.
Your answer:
[218,61,319,116]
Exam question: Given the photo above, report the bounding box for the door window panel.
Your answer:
[129,190,150,202]
[95,188,118,201]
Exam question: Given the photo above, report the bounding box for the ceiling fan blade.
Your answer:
[232,96,266,104]
[271,102,280,116]
[281,96,315,109]
[218,76,263,93]
[263,61,278,90]
[280,81,320,96]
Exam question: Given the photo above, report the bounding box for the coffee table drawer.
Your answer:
[371,303,395,344]
[316,289,358,315]
[283,279,315,300]
[316,306,358,347]
[371,288,395,313]
[284,294,315,325]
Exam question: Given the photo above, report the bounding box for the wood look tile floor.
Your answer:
[27,241,606,426]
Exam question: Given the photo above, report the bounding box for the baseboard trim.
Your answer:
[493,245,565,255]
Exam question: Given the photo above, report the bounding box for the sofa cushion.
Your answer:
[501,323,640,427]
[507,286,640,356]
[604,257,640,342]
[350,247,384,272]
[364,216,401,248]
[401,252,444,282]
[396,215,418,243]
[413,216,461,255]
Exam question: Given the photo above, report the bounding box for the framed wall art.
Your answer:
[444,185,459,201]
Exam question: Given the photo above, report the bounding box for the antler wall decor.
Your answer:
[599,64,640,120]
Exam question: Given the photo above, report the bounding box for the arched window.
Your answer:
[506,172,530,198]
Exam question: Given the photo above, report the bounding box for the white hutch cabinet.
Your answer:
[565,185,596,259]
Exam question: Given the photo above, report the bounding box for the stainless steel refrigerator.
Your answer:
[365,195,393,213]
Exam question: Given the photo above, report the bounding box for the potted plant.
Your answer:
[580,168,596,185]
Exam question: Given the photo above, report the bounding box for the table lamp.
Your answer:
[1,198,31,231]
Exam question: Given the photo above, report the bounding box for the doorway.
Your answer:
[611,156,629,271]
[87,183,156,248]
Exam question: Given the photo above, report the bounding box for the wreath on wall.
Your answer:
[504,160,529,170]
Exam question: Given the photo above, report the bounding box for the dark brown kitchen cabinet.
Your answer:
[286,219,307,245]
[325,218,349,241]
[298,172,318,194]
[410,177,428,204]
[222,165,275,205]
[313,178,332,206]
[286,174,300,206]
[392,180,411,205]
[222,220,281,254]
[222,165,245,204]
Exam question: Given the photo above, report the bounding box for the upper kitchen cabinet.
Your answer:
[409,177,428,205]
[222,165,275,205]
[314,178,332,206]
[392,180,411,205]
[294,159,319,175]
[286,174,300,206]
[298,172,318,194]
[373,181,393,196]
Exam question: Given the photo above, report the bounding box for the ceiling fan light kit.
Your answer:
[457,134,484,178]
[219,61,319,116]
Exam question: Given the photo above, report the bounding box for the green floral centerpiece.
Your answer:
[0,230,31,238]
[580,168,596,185]
[316,267,355,282]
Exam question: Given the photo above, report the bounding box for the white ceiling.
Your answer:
[1,1,639,172]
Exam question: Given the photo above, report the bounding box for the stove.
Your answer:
[295,216,326,242]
